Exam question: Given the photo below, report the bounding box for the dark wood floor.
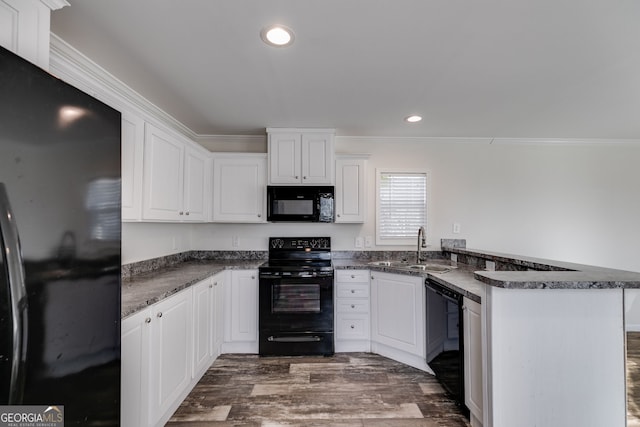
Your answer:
[168,332,640,426]
[168,352,470,426]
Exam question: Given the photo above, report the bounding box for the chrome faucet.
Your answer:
[417,226,427,263]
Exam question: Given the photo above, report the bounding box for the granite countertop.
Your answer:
[121,259,265,318]
[333,259,485,303]
[447,247,640,290]
[121,248,640,319]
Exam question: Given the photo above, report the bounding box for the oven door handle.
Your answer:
[267,335,323,343]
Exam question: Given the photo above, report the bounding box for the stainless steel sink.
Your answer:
[407,264,455,273]
[367,260,455,273]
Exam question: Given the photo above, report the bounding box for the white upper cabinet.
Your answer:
[335,154,368,223]
[0,0,68,70]
[212,153,266,223]
[142,123,209,222]
[121,112,145,221]
[183,145,210,221]
[267,128,334,185]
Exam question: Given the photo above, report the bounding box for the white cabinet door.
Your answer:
[268,132,301,184]
[212,154,266,222]
[149,289,192,426]
[0,0,53,69]
[192,278,213,378]
[121,112,144,221]
[335,156,366,223]
[142,124,184,221]
[121,307,152,427]
[371,272,424,357]
[267,129,334,184]
[183,146,209,221]
[463,297,483,423]
[301,133,334,184]
[224,270,258,353]
[210,272,226,359]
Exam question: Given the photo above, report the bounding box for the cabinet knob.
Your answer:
[145,317,151,324]
[213,282,218,286]
[257,214,261,218]
[351,275,355,278]
[337,214,341,218]
[351,290,355,294]
[295,176,299,179]
[350,325,355,329]
[251,276,255,280]
[186,212,190,216]
[179,211,184,215]
[351,304,355,309]
[209,284,213,288]
[303,176,307,180]
[157,312,163,318]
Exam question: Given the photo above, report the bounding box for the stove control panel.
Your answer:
[269,237,331,251]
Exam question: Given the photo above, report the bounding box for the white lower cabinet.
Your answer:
[148,288,193,426]
[463,297,483,426]
[121,274,225,427]
[370,272,428,371]
[121,306,152,427]
[335,270,370,352]
[223,270,259,353]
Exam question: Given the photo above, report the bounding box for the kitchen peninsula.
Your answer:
[121,246,640,427]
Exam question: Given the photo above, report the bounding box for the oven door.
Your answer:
[259,274,334,356]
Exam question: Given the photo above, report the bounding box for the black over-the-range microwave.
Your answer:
[266,186,334,222]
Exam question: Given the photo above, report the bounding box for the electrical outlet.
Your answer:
[453,223,461,234]
[355,237,364,248]
[365,236,373,247]
[486,260,496,271]
[451,254,458,263]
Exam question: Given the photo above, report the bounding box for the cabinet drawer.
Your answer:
[336,283,370,299]
[336,270,369,283]
[336,314,369,340]
[336,298,369,314]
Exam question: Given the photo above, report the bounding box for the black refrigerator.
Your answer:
[0,46,121,425]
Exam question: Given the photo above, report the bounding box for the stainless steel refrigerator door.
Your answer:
[0,183,28,404]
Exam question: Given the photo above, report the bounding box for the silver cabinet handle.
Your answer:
[145,318,151,324]
[0,183,28,404]
[157,312,163,318]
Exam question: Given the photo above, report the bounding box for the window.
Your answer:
[376,170,428,245]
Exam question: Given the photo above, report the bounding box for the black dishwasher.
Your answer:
[425,279,469,418]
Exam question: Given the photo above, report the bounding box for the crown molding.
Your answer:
[40,0,70,10]
[49,33,199,142]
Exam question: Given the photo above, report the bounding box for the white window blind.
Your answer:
[377,171,427,243]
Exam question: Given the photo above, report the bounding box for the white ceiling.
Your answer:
[51,0,640,139]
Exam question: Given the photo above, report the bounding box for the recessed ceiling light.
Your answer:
[405,115,423,123]
[261,25,295,47]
